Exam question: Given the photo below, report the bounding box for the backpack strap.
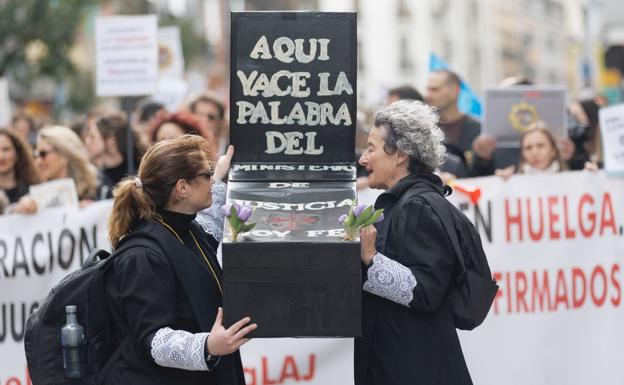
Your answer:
[415,191,467,282]
[96,237,161,384]
[83,248,111,268]
[382,185,467,282]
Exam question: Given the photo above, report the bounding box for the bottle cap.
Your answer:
[65,305,77,313]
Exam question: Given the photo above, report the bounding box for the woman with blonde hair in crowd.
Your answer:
[12,125,98,213]
[0,129,40,209]
[495,122,566,180]
[104,135,252,385]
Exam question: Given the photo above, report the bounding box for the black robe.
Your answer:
[104,210,245,385]
[354,173,472,385]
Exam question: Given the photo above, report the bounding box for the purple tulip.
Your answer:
[221,203,232,217]
[338,214,348,224]
[374,212,385,223]
[353,203,366,217]
[233,202,241,217]
[239,205,253,222]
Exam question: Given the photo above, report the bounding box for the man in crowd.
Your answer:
[388,82,469,179]
[386,85,424,105]
[425,69,481,169]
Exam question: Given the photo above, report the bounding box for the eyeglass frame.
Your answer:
[33,149,56,159]
[194,165,214,180]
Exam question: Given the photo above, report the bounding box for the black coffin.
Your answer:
[224,12,360,337]
[222,181,361,337]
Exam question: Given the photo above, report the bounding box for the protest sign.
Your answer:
[483,86,567,147]
[151,26,188,111]
[0,77,11,126]
[599,103,624,175]
[29,178,79,210]
[157,26,185,80]
[95,15,159,97]
[230,12,357,164]
[0,201,112,385]
[1,173,624,384]
[224,12,360,337]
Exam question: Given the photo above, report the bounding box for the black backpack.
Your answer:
[24,238,152,385]
[389,185,499,330]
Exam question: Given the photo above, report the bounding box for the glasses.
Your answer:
[34,149,55,159]
[194,166,213,180]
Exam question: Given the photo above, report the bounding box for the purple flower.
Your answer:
[233,202,241,217]
[353,203,366,217]
[374,213,385,223]
[338,214,348,224]
[221,204,232,217]
[239,205,253,222]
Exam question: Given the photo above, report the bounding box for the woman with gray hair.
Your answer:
[355,100,472,385]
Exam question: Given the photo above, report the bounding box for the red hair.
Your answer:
[148,111,212,143]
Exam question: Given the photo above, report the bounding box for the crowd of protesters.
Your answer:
[0,71,610,215]
[357,70,605,189]
[0,92,226,214]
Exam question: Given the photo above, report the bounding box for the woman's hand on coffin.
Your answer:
[206,307,257,355]
[213,145,234,183]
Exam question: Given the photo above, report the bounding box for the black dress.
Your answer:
[3,182,29,203]
[354,173,472,385]
[104,209,245,385]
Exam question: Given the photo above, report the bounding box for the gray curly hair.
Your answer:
[374,100,447,173]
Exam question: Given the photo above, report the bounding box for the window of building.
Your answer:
[399,35,413,72]
[397,0,410,18]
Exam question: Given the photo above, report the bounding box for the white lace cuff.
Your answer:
[150,327,209,371]
[196,180,227,241]
[363,253,417,307]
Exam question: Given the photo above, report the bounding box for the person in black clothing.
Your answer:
[356,100,472,385]
[387,83,468,179]
[0,128,40,207]
[386,85,424,105]
[105,135,255,385]
[567,99,602,170]
[425,69,481,168]
[85,113,147,199]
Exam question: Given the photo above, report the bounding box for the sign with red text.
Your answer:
[447,171,624,385]
[2,172,624,385]
[95,15,159,97]
[239,338,352,385]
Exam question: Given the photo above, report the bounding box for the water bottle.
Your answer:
[61,305,85,378]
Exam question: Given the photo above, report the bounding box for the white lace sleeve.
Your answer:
[150,327,209,371]
[363,253,418,307]
[196,180,227,241]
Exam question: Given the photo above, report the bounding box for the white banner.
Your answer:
[95,15,159,97]
[0,77,11,127]
[2,172,623,385]
[0,201,112,384]
[449,171,624,385]
[599,103,624,175]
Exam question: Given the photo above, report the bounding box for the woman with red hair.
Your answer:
[148,111,218,159]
